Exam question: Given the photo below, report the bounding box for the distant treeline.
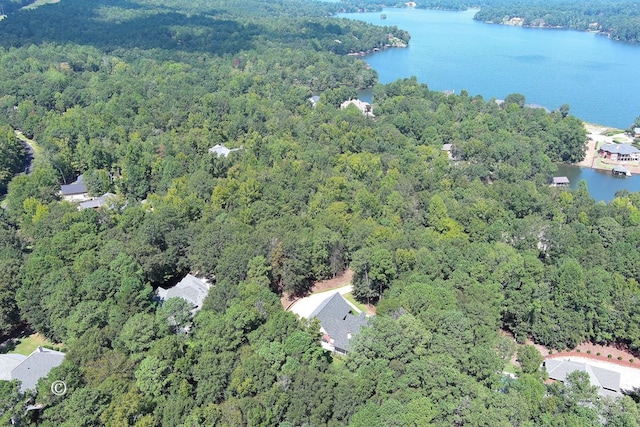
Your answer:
[340,0,640,43]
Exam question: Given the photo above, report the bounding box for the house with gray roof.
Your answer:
[156,274,210,315]
[78,192,117,210]
[0,347,65,393]
[60,175,90,202]
[545,359,621,398]
[310,293,368,355]
[598,143,640,162]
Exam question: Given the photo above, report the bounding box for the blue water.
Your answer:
[339,8,640,130]
[340,8,640,201]
[555,165,640,202]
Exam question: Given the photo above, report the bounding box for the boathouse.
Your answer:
[551,176,570,187]
[612,165,631,177]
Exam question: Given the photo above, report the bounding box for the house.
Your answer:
[545,359,621,398]
[310,293,368,355]
[551,176,570,187]
[340,99,374,118]
[208,144,242,158]
[598,143,640,162]
[60,175,90,202]
[442,143,453,159]
[78,193,117,210]
[633,127,640,138]
[156,274,210,315]
[0,347,65,393]
[308,95,320,108]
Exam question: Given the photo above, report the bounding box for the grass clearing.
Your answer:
[10,333,53,356]
[342,292,368,314]
[503,361,518,375]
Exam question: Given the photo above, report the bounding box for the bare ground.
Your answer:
[280,269,354,310]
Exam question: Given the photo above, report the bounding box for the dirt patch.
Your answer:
[311,268,354,293]
[546,343,638,366]
[280,269,354,309]
[501,330,639,371]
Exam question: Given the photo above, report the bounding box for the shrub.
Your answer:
[608,354,613,359]
[631,359,634,363]
[597,352,601,356]
[586,350,591,354]
[618,356,623,361]
[548,350,553,355]
[576,349,581,353]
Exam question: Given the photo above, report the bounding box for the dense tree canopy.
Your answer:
[0,0,639,425]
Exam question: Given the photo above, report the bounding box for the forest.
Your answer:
[342,0,640,43]
[1,0,640,425]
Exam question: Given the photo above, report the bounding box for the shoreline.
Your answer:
[574,122,640,173]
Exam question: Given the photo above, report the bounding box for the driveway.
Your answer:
[288,285,358,319]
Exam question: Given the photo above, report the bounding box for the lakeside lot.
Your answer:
[580,123,640,173]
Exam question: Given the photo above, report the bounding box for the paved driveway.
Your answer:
[288,285,358,319]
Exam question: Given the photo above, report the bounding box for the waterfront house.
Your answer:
[598,143,640,162]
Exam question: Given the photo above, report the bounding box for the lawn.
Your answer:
[342,292,368,314]
[503,361,518,375]
[10,333,53,356]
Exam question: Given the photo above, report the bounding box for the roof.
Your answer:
[442,143,453,151]
[552,176,570,184]
[340,99,374,117]
[0,354,27,381]
[208,144,243,158]
[310,293,368,352]
[612,165,629,173]
[78,193,116,210]
[156,274,210,314]
[208,144,231,157]
[545,359,620,397]
[9,347,65,393]
[599,143,640,155]
[61,175,87,196]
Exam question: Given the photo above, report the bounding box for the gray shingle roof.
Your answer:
[78,193,116,210]
[10,347,65,393]
[553,176,570,185]
[157,274,210,314]
[545,359,621,397]
[60,175,87,196]
[0,354,27,381]
[600,143,640,155]
[310,293,368,353]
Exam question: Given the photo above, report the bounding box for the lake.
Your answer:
[341,8,640,201]
[340,8,640,130]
